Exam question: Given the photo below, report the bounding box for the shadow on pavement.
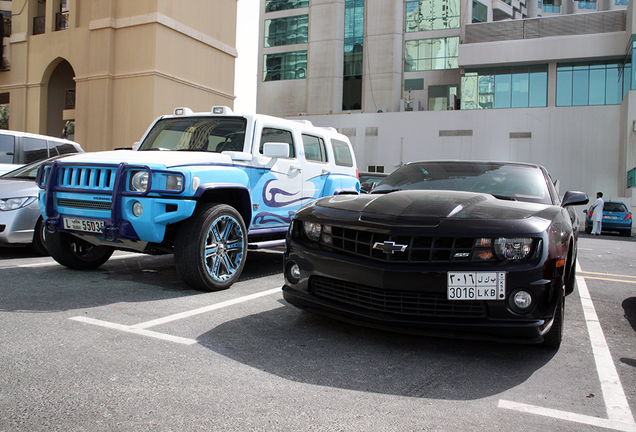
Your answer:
[197,300,556,401]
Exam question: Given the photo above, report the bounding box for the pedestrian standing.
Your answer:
[590,192,604,236]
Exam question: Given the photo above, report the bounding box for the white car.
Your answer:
[0,129,83,175]
[0,155,75,254]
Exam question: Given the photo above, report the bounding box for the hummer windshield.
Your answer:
[138,116,247,153]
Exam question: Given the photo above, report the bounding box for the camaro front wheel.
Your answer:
[174,203,248,291]
[45,230,114,269]
[543,290,564,349]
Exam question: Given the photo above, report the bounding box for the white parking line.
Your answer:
[499,263,636,431]
[68,287,281,344]
[70,316,198,345]
[130,287,281,329]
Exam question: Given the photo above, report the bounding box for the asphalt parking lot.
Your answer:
[1,233,635,432]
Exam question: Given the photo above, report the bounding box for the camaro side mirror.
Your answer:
[360,181,376,193]
[561,191,589,207]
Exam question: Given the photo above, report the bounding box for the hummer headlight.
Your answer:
[131,171,149,192]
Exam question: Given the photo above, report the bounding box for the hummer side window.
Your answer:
[301,134,327,163]
[259,128,295,158]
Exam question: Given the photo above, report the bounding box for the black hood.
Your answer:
[310,190,559,228]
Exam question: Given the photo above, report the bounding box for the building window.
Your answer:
[578,1,597,9]
[628,168,636,188]
[428,85,458,110]
[343,0,364,110]
[556,62,627,107]
[263,51,307,81]
[615,0,629,4]
[405,0,460,32]
[265,0,308,13]
[461,66,548,110]
[264,15,308,47]
[472,0,487,23]
[542,0,561,13]
[367,165,385,173]
[404,37,459,72]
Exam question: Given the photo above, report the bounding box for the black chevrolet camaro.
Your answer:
[282,161,589,348]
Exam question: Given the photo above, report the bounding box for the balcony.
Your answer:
[55,11,69,31]
[464,9,626,43]
[33,16,45,35]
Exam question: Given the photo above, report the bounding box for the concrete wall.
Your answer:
[292,102,630,219]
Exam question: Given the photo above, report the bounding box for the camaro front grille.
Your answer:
[328,226,494,264]
[57,198,112,211]
[310,276,486,318]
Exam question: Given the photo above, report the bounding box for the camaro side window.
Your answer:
[302,134,327,163]
[260,128,295,158]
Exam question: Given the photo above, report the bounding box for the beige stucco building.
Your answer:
[0,0,238,151]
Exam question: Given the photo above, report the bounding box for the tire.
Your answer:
[45,230,114,270]
[29,217,49,256]
[564,251,577,296]
[543,290,564,349]
[174,203,247,291]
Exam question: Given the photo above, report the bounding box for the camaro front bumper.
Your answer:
[282,239,563,344]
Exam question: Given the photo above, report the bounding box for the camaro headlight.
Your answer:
[165,174,183,191]
[303,221,322,241]
[494,238,533,261]
[0,197,36,211]
[131,171,149,192]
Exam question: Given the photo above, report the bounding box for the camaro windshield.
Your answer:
[372,161,553,205]
[138,117,247,153]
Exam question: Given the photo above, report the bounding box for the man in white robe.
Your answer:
[590,192,604,235]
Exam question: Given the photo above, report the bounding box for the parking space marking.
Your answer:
[130,287,280,329]
[499,264,636,431]
[70,316,198,345]
[68,287,281,344]
[579,271,636,284]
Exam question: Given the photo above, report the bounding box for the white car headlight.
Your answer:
[0,197,36,211]
[494,238,533,261]
[303,221,322,241]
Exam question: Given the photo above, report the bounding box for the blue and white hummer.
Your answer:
[37,106,359,291]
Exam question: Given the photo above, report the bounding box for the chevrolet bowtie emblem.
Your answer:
[373,241,408,254]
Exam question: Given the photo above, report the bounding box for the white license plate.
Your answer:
[63,217,105,234]
[605,216,619,220]
[447,272,506,300]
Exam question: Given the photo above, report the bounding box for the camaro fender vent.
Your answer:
[329,227,493,264]
[57,198,112,211]
[310,276,486,318]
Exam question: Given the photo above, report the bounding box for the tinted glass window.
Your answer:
[302,134,327,162]
[373,162,552,204]
[330,139,353,167]
[260,128,295,158]
[604,202,628,212]
[50,142,79,156]
[0,134,15,163]
[22,137,49,164]
[139,117,247,153]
